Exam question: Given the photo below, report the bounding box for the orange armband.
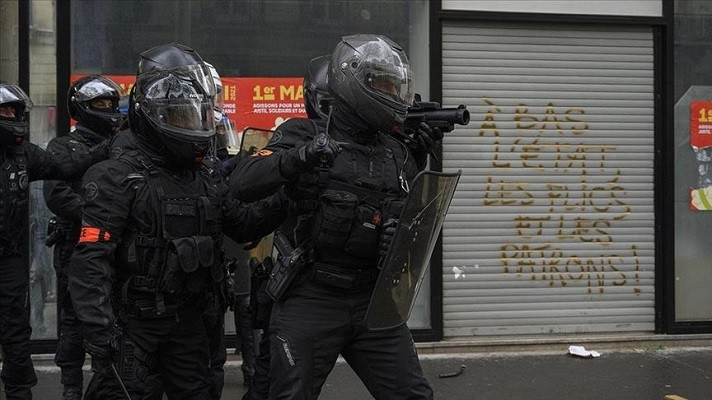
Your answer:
[78,226,112,243]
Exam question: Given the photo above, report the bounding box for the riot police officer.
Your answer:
[43,75,124,400]
[0,82,109,400]
[240,53,334,400]
[68,68,286,400]
[230,35,437,399]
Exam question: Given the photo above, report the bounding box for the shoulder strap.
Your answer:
[11,144,26,171]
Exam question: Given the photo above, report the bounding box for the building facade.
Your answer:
[0,0,710,351]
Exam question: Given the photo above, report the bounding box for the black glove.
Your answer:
[378,218,399,258]
[405,122,443,155]
[84,338,115,373]
[299,132,341,167]
[87,139,111,164]
[280,133,340,179]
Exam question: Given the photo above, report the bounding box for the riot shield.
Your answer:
[239,126,275,157]
[365,170,461,331]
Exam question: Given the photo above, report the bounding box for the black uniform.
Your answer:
[43,124,107,393]
[202,152,258,399]
[0,139,106,400]
[230,109,433,399]
[225,240,257,388]
[69,135,287,400]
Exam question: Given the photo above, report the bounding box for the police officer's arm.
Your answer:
[42,138,84,220]
[222,188,289,244]
[68,161,133,348]
[24,139,109,182]
[229,119,313,201]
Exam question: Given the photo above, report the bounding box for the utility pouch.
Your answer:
[173,236,214,273]
[266,234,309,302]
[161,236,214,294]
[343,203,381,257]
[312,190,357,249]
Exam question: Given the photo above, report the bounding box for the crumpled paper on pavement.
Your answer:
[568,345,601,358]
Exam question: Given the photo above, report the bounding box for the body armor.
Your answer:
[114,150,224,318]
[0,145,29,257]
[284,120,411,269]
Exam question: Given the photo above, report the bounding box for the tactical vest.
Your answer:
[115,151,225,318]
[0,145,29,257]
[287,126,411,268]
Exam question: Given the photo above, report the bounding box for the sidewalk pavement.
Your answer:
[5,341,712,399]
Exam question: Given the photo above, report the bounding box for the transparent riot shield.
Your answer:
[365,170,461,331]
[239,126,275,157]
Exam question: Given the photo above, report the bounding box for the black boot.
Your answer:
[62,385,83,400]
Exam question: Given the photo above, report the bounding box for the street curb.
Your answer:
[22,332,712,365]
[414,332,712,355]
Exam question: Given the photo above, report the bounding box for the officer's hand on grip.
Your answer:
[299,132,341,168]
[405,122,443,156]
[378,218,399,258]
[281,133,341,179]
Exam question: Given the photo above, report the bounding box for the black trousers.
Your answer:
[0,255,37,400]
[233,294,256,378]
[54,241,85,389]
[84,308,211,400]
[139,300,226,400]
[242,332,270,400]
[243,281,272,400]
[204,301,227,400]
[267,276,433,400]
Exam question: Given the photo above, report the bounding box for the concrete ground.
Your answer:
[4,344,712,399]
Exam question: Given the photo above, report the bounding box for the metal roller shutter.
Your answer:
[441,21,655,337]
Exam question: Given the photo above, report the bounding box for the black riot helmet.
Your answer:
[137,43,216,99]
[67,75,124,135]
[129,69,215,167]
[303,55,332,120]
[0,82,34,146]
[327,34,414,133]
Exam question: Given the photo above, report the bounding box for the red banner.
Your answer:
[690,100,712,149]
[69,75,306,132]
[222,77,306,133]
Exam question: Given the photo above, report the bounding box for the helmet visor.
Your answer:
[146,99,214,136]
[351,38,414,107]
[216,115,240,153]
[0,84,34,110]
[73,78,123,102]
[169,64,217,99]
[140,72,215,139]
